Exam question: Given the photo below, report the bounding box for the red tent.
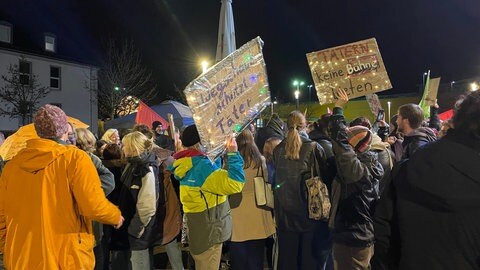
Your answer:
[135,101,169,128]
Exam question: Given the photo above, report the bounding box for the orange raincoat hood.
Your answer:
[0,138,121,270]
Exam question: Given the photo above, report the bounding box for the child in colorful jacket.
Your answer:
[170,125,245,270]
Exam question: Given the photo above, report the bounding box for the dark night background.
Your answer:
[1,0,480,104]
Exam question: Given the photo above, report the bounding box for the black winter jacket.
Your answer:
[373,128,480,270]
[255,116,285,154]
[308,130,336,191]
[273,135,330,232]
[401,127,436,160]
[329,107,384,247]
[110,151,161,250]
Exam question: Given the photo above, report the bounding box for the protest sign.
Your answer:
[183,37,270,160]
[365,93,383,116]
[425,77,441,106]
[307,38,392,105]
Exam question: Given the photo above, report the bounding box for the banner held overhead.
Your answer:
[307,38,392,105]
[183,36,270,160]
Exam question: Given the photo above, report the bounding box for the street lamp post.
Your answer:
[294,90,300,111]
[387,101,391,123]
[271,99,278,115]
[422,72,427,90]
[293,80,304,109]
[307,84,313,102]
[450,81,456,91]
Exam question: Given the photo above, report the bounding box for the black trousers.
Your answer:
[277,230,330,270]
[229,239,266,270]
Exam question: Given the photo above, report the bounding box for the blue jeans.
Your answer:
[131,249,150,270]
[165,239,184,270]
[111,249,151,270]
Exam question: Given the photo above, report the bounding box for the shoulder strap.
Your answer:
[311,142,321,178]
[256,165,265,178]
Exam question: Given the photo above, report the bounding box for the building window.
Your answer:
[50,66,61,90]
[0,22,12,44]
[19,60,31,85]
[49,103,62,109]
[45,34,55,52]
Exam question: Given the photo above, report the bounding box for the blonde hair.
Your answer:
[75,128,97,153]
[101,129,119,144]
[285,111,306,160]
[122,131,153,157]
[263,137,282,163]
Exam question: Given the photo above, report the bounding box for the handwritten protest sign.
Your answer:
[183,37,270,160]
[307,38,392,105]
[425,77,441,106]
[365,93,383,116]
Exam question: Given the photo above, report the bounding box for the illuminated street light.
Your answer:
[387,101,391,123]
[470,82,479,91]
[270,97,279,114]
[293,80,304,106]
[307,84,313,102]
[422,72,428,90]
[201,60,209,73]
[294,90,300,111]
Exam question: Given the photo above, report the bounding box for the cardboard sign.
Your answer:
[307,38,392,105]
[365,94,383,116]
[425,77,441,106]
[183,37,270,160]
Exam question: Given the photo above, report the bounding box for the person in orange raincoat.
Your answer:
[0,104,124,270]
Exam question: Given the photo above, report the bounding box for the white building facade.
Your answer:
[0,48,99,133]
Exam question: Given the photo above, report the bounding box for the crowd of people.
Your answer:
[0,88,479,270]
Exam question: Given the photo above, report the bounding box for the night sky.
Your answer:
[2,0,480,104]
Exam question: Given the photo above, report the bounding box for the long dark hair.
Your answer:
[236,128,263,169]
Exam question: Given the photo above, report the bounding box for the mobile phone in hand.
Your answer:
[376,109,385,122]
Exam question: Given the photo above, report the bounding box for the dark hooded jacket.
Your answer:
[255,115,285,153]
[308,129,334,160]
[329,107,384,247]
[373,128,480,270]
[401,127,436,160]
[308,129,336,191]
[110,151,161,250]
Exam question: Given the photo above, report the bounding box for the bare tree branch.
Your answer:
[0,58,50,126]
[97,39,157,120]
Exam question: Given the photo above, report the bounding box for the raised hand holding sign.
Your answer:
[183,37,270,160]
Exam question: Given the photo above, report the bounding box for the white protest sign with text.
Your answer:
[307,38,392,105]
[183,37,270,160]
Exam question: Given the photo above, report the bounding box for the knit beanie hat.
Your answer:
[152,121,162,130]
[34,104,68,139]
[346,125,372,153]
[181,125,200,147]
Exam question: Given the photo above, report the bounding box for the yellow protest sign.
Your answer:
[183,37,270,159]
[307,38,392,105]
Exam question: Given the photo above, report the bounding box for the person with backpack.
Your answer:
[273,111,332,270]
